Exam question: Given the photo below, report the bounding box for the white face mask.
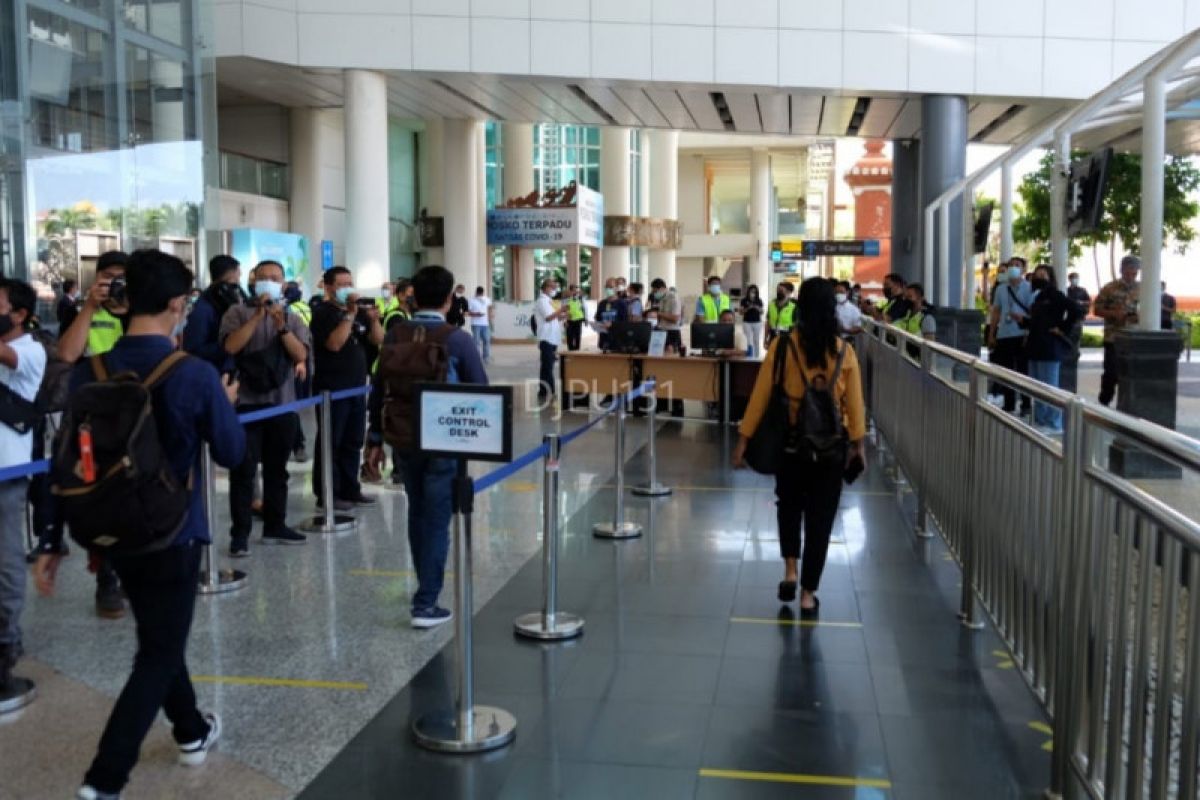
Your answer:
[835,293,848,304]
[1069,278,1079,287]
[381,289,391,300]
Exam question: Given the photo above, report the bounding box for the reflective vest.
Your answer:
[567,298,585,322]
[383,306,411,330]
[288,300,312,326]
[86,307,124,356]
[897,309,927,336]
[699,293,731,322]
[376,296,401,317]
[767,300,796,331]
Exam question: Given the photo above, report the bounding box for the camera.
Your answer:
[108,277,127,304]
[356,298,376,309]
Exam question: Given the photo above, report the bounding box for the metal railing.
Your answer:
[859,318,1200,799]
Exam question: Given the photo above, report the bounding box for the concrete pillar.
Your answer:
[443,119,484,293]
[648,129,679,288]
[503,122,535,300]
[1050,133,1071,288]
[919,95,968,306]
[343,69,390,289]
[637,130,651,279]
[290,107,325,290]
[890,139,920,284]
[999,161,1014,263]
[420,118,445,265]
[749,148,771,295]
[475,121,489,292]
[600,126,631,284]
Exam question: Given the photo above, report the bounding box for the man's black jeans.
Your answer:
[314,392,366,502]
[230,407,298,542]
[538,341,557,399]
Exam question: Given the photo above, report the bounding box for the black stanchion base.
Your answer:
[593,521,642,539]
[631,483,672,497]
[197,569,249,595]
[0,676,36,716]
[299,514,357,534]
[412,706,517,753]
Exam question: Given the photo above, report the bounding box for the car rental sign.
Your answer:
[416,384,513,463]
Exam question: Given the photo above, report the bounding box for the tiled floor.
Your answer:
[3,345,1052,798]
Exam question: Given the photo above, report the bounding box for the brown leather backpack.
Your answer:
[378,323,456,452]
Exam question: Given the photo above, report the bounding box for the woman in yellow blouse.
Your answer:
[733,277,867,614]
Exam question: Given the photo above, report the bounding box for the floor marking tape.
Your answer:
[598,484,892,497]
[730,616,863,629]
[699,768,891,789]
[192,675,367,691]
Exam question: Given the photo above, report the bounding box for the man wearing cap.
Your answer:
[1093,255,1142,407]
[183,255,245,371]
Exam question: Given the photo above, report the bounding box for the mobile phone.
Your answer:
[844,453,865,485]
[356,298,376,309]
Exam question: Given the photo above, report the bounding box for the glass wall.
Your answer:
[1,0,213,303]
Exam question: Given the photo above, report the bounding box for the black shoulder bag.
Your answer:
[744,333,796,475]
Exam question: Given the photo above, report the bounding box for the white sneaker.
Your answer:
[178,712,221,766]
[77,787,121,800]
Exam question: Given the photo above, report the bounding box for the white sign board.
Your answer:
[486,187,605,249]
[417,386,513,463]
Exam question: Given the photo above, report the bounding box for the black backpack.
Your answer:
[378,323,455,453]
[51,351,194,555]
[789,343,848,465]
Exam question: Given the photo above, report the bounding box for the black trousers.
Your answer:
[990,337,1031,413]
[538,341,557,399]
[1100,343,1118,406]
[775,456,844,592]
[566,320,583,351]
[85,543,207,794]
[230,407,298,541]
[313,393,366,502]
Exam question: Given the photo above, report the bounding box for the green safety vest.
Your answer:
[376,296,401,317]
[567,298,585,322]
[86,307,124,356]
[767,300,796,331]
[289,301,312,326]
[699,293,731,322]
[897,310,927,336]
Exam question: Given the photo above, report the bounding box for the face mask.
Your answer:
[0,314,14,338]
[604,287,615,298]
[1069,278,1079,288]
[254,280,283,302]
[709,284,722,296]
[836,293,848,304]
[335,287,354,305]
[1031,277,1050,292]
[456,292,464,298]
[1009,267,1024,281]
[382,289,391,300]
[652,290,664,301]
[171,306,188,338]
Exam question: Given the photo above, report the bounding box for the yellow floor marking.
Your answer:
[730,616,863,629]
[1028,721,1054,751]
[992,649,1016,669]
[349,569,454,578]
[503,481,539,492]
[192,675,367,691]
[598,484,892,497]
[699,768,891,790]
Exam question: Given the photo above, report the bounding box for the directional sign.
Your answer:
[770,241,813,262]
[416,384,514,463]
[802,240,881,258]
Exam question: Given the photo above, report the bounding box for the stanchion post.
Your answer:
[632,379,671,498]
[301,391,356,533]
[197,445,247,595]
[593,395,642,539]
[515,434,584,640]
[414,462,517,752]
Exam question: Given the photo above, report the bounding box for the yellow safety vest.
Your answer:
[289,301,312,326]
[86,307,124,356]
[767,300,796,331]
[897,310,927,335]
[699,293,731,322]
[567,298,585,322]
[376,296,401,317]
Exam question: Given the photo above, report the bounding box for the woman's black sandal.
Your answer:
[778,580,798,602]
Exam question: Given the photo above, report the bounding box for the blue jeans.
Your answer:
[472,325,491,361]
[399,455,455,611]
[1028,360,1062,429]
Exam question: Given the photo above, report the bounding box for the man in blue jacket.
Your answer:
[33,249,246,800]
[365,265,486,629]
[182,254,243,371]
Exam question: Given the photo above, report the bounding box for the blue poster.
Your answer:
[229,229,309,283]
[321,240,334,270]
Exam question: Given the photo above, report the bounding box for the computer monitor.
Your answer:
[690,322,734,354]
[607,321,653,354]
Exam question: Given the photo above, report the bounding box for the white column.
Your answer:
[475,121,490,292]
[637,131,651,279]
[999,161,1015,263]
[420,118,445,265]
[290,107,326,291]
[1050,132,1071,287]
[648,129,678,288]
[503,122,536,300]
[1139,74,1166,331]
[749,148,771,293]
[443,118,484,292]
[600,126,632,284]
[343,69,390,288]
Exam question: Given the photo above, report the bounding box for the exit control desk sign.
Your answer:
[415,384,513,463]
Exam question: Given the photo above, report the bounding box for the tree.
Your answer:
[1013,150,1200,283]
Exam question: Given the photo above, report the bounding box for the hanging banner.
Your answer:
[487,186,604,249]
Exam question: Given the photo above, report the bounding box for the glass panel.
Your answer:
[259,160,287,199]
[126,45,191,144]
[27,8,115,153]
[123,0,187,46]
[221,151,258,194]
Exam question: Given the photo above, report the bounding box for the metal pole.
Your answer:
[1000,161,1014,264]
[1139,72,1166,331]
[914,344,932,539]
[938,202,951,308]
[414,465,516,752]
[300,391,356,533]
[633,381,671,497]
[721,361,730,426]
[960,362,985,630]
[923,205,936,294]
[197,445,247,595]
[515,434,584,640]
[593,398,642,539]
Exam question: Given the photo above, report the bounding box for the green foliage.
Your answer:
[1012,150,1200,275]
[1080,328,1104,348]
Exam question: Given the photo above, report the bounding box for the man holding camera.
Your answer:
[183,255,244,372]
[220,261,312,555]
[54,250,130,619]
[311,266,383,509]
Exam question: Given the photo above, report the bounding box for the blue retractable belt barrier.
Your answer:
[330,386,372,402]
[236,395,324,425]
[0,459,49,482]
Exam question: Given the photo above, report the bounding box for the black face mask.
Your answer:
[1032,277,1050,291]
[0,314,13,338]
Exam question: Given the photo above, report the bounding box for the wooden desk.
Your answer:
[561,352,634,399]
[639,356,721,403]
